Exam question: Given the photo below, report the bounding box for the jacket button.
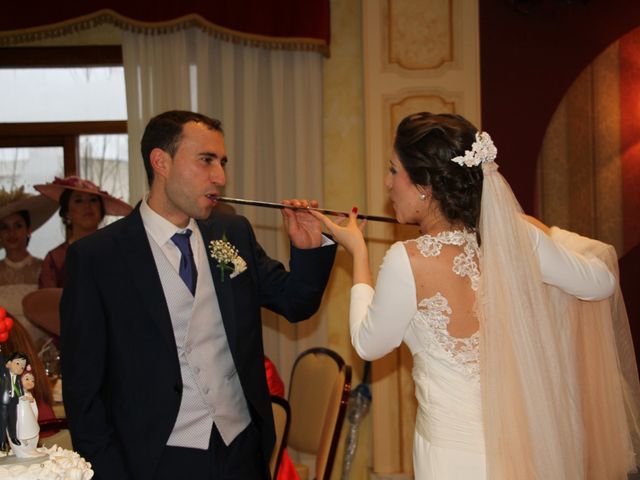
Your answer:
[173,384,182,394]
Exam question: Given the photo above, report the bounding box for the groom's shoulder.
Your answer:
[72,210,140,254]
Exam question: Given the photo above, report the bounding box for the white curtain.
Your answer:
[121,27,327,389]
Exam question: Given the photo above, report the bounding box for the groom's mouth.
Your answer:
[204,195,219,208]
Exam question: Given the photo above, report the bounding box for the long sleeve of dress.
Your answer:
[38,243,68,289]
[528,223,615,300]
[350,242,416,361]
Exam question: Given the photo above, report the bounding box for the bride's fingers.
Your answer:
[358,219,367,232]
[310,207,364,234]
[336,214,350,227]
[308,210,335,231]
[347,207,360,226]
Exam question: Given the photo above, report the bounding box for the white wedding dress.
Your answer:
[350,222,615,479]
[8,393,40,458]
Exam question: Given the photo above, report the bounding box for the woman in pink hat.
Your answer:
[35,176,132,288]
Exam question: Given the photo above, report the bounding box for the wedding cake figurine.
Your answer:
[0,307,94,479]
[0,309,20,452]
[7,369,41,458]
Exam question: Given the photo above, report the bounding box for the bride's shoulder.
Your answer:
[384,241,410,259]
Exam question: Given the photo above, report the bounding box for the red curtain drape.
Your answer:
[0,0,330,54]
[620,28,640,254]
[479,0,640,214]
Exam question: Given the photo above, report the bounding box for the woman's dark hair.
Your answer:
[59,189,106,228]
[6,351,28,363]
[16,210,31,246]
[16,210,31,229]
[394,112,484,232]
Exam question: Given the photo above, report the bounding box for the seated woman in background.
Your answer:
[35,176,132,288]
[0,187,57,345]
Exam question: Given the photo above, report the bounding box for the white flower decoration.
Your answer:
[209,237,247,281]
[450,131,497,167]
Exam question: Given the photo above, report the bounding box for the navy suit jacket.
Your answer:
[60,206,336,480]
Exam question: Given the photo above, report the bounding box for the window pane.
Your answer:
[0,147,65,260]
[0,67,126,122]
[78,134,129,224]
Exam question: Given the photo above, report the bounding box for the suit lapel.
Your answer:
[120,208,178,359]
[198,217,237,353]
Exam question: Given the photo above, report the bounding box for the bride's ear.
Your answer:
[416,185,432,201]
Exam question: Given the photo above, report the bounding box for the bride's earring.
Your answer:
[419,193,427,201]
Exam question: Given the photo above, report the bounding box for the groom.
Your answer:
[0,351,27,449]
[61,110,336,480]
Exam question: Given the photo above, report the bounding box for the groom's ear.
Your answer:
[150,148,170,179]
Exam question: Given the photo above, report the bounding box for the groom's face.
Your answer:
[161,121,227,226]
[6,358,26,375]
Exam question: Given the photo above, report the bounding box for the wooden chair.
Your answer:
[287,347,351,480]
[269,395,291,479]
[21,288,62,336]
[38,418,68,432]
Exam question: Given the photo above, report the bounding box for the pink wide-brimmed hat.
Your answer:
[0,186,58,231]
[34,176,132,217]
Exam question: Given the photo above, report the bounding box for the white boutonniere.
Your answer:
[208,236,247,282]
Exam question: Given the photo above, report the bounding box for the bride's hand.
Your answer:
[309,207,367,256]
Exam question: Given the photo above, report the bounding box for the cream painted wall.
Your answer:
[322,1,369,478]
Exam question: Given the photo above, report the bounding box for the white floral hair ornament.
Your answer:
[450,131,497,167]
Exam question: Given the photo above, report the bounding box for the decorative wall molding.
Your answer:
[383,89,460,157]
[383,0,461,78]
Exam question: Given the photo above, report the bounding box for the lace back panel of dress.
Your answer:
[410,230,480,378]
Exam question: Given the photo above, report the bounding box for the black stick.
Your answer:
[214,196,399,224]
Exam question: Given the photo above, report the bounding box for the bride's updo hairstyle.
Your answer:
[394,112,483,231]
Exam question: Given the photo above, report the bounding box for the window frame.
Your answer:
[0,46,126,176]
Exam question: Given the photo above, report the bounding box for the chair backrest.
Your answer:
[269,395,291,479]
[22,287,62,336]
[288,347,352,480]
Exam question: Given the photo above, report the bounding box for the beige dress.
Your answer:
[0,255,48,344]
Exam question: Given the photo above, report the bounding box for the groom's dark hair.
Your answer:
[6,352,28,363]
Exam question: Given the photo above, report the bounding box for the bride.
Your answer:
[312,112,639,479]
[8,370,40,458]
